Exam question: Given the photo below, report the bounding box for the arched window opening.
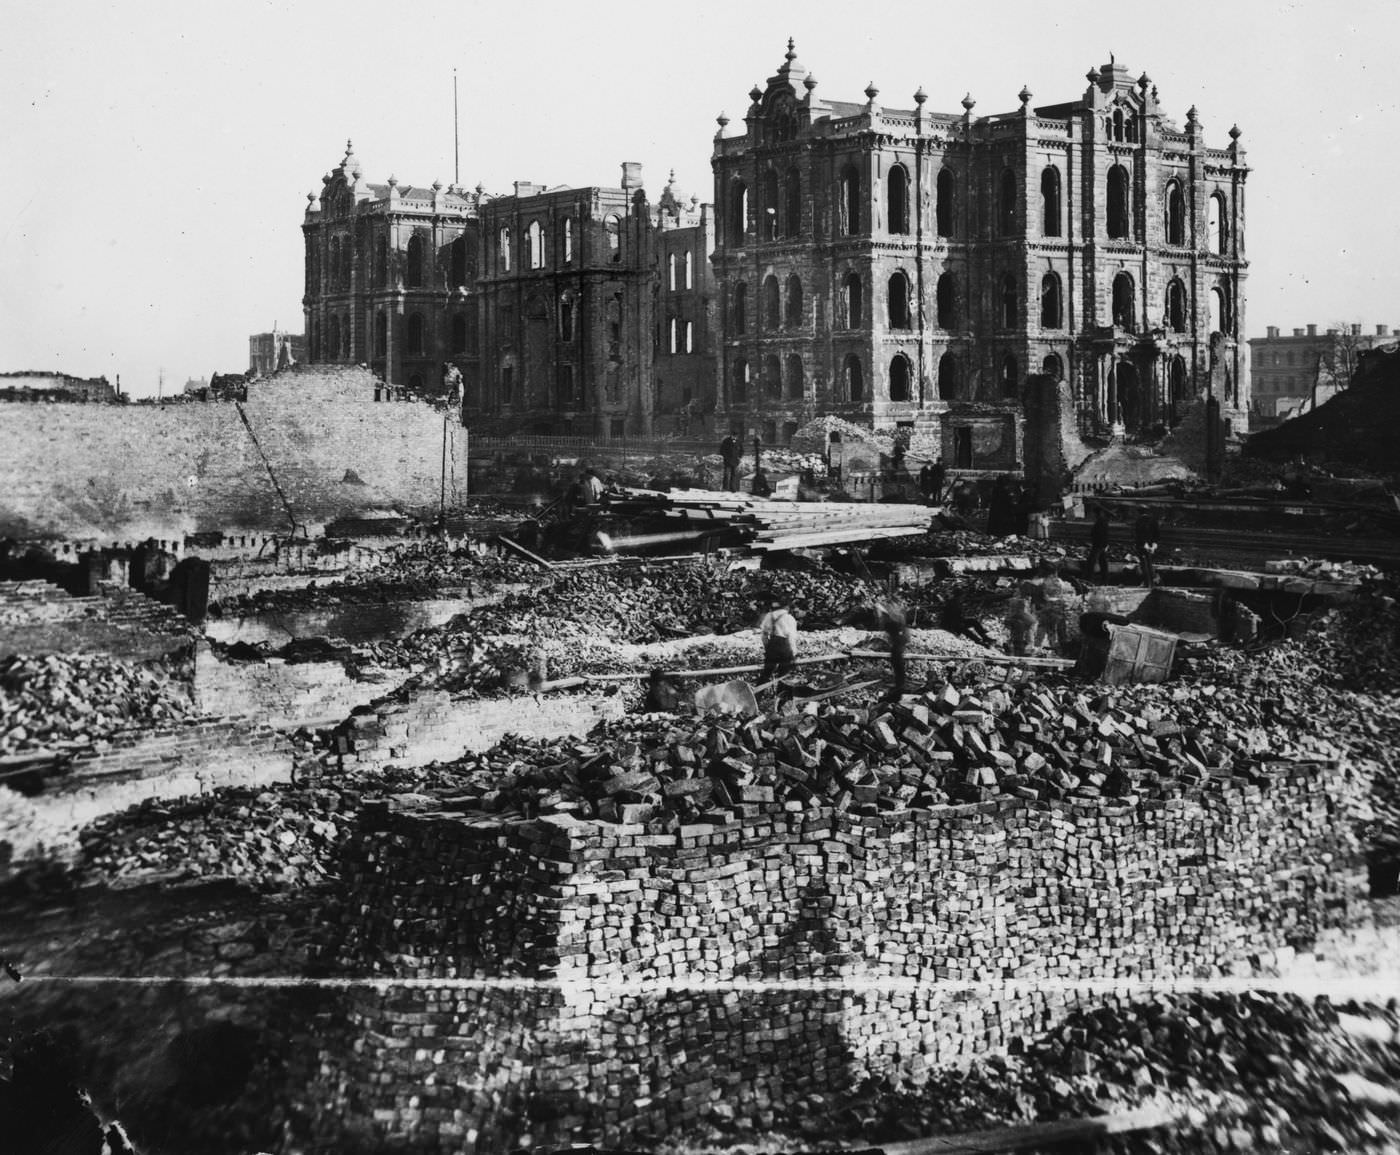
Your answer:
[1208,192,1228,254]
[340,314,351,358]
[1112,272,1136,331]
[376,236,390,287]
[936,169,955,237]
[372,314,387,357]
[499,227,512,272]
[764,354,782,399]
[604,214,621,260]
[840,166,860,236]
[406,312,426,356]
[327,315,341,360]
[727,180,748,246]
[937,352,959,401]
[1107,165,1130,239]
[888,272,911,330]
[786,354,804,400]
[668,253,678,291]
[1040,272,1063,329]
[451,314,468,354]
[1000,354,1018,397]
[1165,181,1185,246]
[563,218,574,264]
[762,169,780,241]
[1112,108,1125,142]
[684,320,694,354]
[732,358,749,405]
[998,168,1017,236]
[450,235,467,285]
[888,165,910,235]
[842,272,863,329]
[845,354,864,403]
[668,317,680,355]
[526,220,545,270]
[1041,167,1062,237]
[404,234,425,287]
[936,272,957,329]
[1211,284,1231,335]
[762,275,781,330]
[785,274,804,329]
[1165,278,1186,333]
[1001,273,1018,327]
[683,251,693,289]
[1042,353,1064,380]
[560,294,576,342]
[784,169,802,237]
[1170,355,1189,408]
[328,237,340,290]
[889,355,912,402]
[732,282,747,334]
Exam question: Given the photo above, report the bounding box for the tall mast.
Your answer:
[453,69,460,186]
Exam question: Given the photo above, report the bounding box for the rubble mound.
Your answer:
[0,653,195,756]
[1315,576,1400,695]
[789,415,896,456]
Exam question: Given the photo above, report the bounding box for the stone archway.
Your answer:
[1115,360,1142,431]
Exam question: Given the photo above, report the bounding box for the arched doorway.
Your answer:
[1114,360,1142,430]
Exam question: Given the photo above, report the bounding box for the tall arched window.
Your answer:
[1169,355,1189,408]
[1165,278,1187,332]
[1165,181,1185,246]
[784,169,802,237]
[377,235,390,287]
[563,218,574,264]
[937,352,959,400]
[785,274,804,329]
[1042,353,1064,380]
[604,214,621,260]
[845,354,864,402]
[1041,167,1062,237]
[1210,284,1231,335]
[936,169,955,237]
[840,166,860,236]
[683,251,693,289]
[888,165,910,235]
[732,358,749,404]
[559,294,576,342]
[762,275,780,330]
[499,227,512,272]
[341,314,351,357]
[329,237,340,290]
[406,312,426,356]
[1000,354,1018,397]
[727,180,748,246]
[936,272,957,329]
[888,272,911,329]
[667,253,678,291]
[405,235,425,287]
[451,314,468,354]
[764,354,782,399]
[1208,192,1228,254]
[732,282,747,334]
[998,168,1017,236]
[1112,272,1136,330]
[786,353,804,400]
[1107,165,1130,239]
[889,354,912,402]
[842,272,863,329]
[1001,273,1018,327]
[526,220,545,270]
[328,315,341,360]
[1040,272,1063,329]
[450,235,467,285]
[762,169,780,241]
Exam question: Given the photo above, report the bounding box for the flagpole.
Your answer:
[453,69,460,187]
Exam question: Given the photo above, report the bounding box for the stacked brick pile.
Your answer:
[0,579,195,660]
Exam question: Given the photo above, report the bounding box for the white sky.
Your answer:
[3,0,1397,397]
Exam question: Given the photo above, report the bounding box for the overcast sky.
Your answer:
[3,0,1397,397]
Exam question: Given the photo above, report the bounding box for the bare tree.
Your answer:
[1309,320,1366,413]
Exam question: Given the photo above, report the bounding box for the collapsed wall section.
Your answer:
[318,760,1367,1150]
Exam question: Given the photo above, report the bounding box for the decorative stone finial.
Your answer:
[669,168,676,183]
[785,37,796,63]
[865,81,879,102]
[1151,84,1160,102]
[475,181,484,196]
[1019,85,1032,106]
[961,92,976,113]
[1229,123,1241,140]
[914,85,928,106]
[1186,104,1198,123]
[1086,67,1100,85]
[1138,72,1150,91]
[387,174,398,188]
[717,110,730,128]
[804,74,817,93]
[306,191,316,206]
[749,84,763,104]
[432,179,443,191]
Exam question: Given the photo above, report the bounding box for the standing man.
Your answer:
[1084,507,1111,584]
[720,431,742,492]
[874,593,910,700]
[1133,508,1161,587]
[758,595,799,688]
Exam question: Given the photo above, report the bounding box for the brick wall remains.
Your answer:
[316,759,1368,1150]
[0,580,195,660]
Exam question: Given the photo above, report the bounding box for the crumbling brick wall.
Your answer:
[314,760,1368,1150]
[0,580,195,661]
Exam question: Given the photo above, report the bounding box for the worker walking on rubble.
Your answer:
[874,593,911,700]
[1034,560,1072,652]
[720,432,742,492]
[758,594,799,689]
[1133,508,1161,587]
[1084,507,1111,584]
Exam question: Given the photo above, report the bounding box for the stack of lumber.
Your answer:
[606,487,938,551]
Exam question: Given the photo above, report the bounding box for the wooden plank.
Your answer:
[880,1103,1186,1155]
[496,535,555,570]
[750,526,927,550]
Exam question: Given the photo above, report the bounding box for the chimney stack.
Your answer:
[1377,324,1389,337]
[621,162,643,190]
[1351,323,1362,336]
[1307,324,1318,336]
[1266,326,1279,338]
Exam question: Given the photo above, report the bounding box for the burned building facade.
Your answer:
[302,145,715,435]
[710,45,1250,461]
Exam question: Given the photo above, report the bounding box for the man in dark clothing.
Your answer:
[929,460,946,503]
[1084,507,1111,583]
[874,595,911,700]
[1133,509,1161,587]
[720,433,742,492]
[940,588,992,647]
[641,668,681,713]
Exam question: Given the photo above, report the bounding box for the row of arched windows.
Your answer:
[494,217,608,273]
[730,351,1003,405]
[320,232,477,293]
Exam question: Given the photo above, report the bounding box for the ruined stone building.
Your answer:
[302,144,715,435]
[1248,322,1397,422]
[0,371,120,404]
[711,44,1251,468]
[248,328,306,377]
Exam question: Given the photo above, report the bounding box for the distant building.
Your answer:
[0,371,119,403]
[1248,323,1397,422]
[183,376,210,396]
[249,329,306,376]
